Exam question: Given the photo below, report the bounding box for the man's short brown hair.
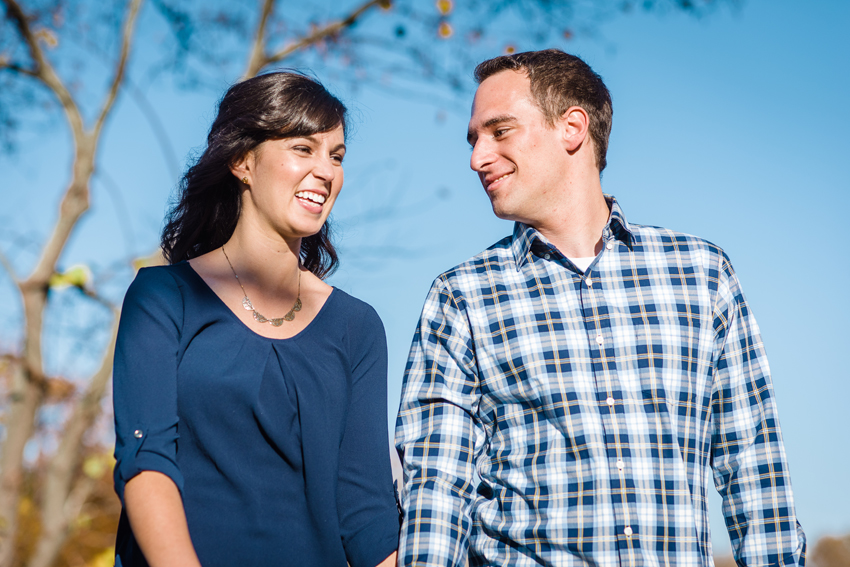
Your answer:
[474,49,613,172]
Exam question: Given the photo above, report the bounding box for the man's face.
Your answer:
[467,70,570,225]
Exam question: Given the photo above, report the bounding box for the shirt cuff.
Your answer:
[344,507,400,567]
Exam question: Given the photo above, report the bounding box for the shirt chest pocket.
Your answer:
[631,312,709,379]
[478,314,586,415]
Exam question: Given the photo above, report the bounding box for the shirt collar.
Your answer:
[511,194,634,269]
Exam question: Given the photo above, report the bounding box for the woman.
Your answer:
[112,72,399,567]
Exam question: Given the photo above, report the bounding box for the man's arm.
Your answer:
[395,276,484,567]
[710,253,806,566]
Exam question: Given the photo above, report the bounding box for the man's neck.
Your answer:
[534,181,610,259]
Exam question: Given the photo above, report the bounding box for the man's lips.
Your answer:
[484,172,512,191]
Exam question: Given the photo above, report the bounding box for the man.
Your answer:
[395,49,805,566]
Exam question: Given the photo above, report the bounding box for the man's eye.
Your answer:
[493,129,507,138]
[331,154,344,164]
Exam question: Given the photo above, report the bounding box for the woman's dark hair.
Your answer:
[161,71,347,278]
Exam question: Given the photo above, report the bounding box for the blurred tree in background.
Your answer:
[0,0,737,565]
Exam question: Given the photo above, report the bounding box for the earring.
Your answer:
[241,177,249,185]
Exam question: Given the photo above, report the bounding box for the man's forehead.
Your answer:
[471,71,534,115]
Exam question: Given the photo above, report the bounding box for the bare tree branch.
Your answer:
[0,248,18,282]
[0,359,42,567]
[246,0,387,78]
[26,312,120,567]
[94,0,144,137]
[0,60,37,76]
[2,0,86,144]
[243,0,276,79]
[0,1,144,563]
[1,0,43,73]
[78,286,119,312]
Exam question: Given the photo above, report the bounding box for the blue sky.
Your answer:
[1,0,848,554]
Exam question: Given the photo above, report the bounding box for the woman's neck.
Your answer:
[223,222,303,295]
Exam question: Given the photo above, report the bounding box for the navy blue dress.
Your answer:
[112,262,399,567]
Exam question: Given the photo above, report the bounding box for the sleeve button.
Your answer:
[134,430,144,439]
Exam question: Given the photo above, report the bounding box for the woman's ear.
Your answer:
[229,153,254,187]
[560,106,590,152]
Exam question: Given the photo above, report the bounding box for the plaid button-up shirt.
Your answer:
[395,196,805,567]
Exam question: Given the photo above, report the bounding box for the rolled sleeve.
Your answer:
[710,255,806,566]
[113,267,185,504]
[338,304,400,567]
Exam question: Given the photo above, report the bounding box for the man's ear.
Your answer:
[559,106,590,152]
[229,153,253,186]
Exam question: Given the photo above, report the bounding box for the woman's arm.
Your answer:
[376,551,397,567]
[124,471,202,567]
[113,268,191,563]
[336,302,399,567]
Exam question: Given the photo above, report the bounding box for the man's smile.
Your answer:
[484,172,513,190]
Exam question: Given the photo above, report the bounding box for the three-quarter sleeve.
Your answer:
[336,303,399,567]
[113,267,185,504]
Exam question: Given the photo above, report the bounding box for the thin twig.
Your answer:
[3,0,85,139]
[1,0,44,74]
[0,249,18,282]
[94,0,144,136]
[264,0,385,67]
[0,61,37,76]
[242,0,276,79]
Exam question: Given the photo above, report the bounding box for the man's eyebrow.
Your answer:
[467,114,517,145]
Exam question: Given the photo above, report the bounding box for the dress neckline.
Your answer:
[179,261,338,343]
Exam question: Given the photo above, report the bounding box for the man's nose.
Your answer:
[470,139,494,172]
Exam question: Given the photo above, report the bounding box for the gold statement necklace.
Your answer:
[221,246,302,326]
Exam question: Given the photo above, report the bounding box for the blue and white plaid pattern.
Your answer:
[396,196,805,566]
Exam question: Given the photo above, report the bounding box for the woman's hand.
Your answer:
[376,551,397,567]
[124,471,203,567]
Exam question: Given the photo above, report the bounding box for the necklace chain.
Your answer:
[221,246,302,327]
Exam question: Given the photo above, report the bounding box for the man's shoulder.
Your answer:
[629,223,730,263]
[434,234,516,284]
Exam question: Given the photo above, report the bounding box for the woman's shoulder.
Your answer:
[122,262,199,313]
[326,288,384,329]
[127,262,193,294]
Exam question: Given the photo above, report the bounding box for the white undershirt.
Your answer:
[570,256,596,272]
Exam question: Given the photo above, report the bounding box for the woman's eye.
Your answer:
[331,154,344,164]
[294,146,311,154]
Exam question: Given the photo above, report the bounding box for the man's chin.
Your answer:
[489,200,520,223]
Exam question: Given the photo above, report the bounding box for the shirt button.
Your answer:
[624,526,633,536]
[544,253,551,260]
[585,278,592,287]
[617,459,625,470]
[606,397,615,406]
[134,430,144,439]
[595,334,603,345]
[606,242,613,250]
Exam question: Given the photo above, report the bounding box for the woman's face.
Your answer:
[235,124,346,242]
